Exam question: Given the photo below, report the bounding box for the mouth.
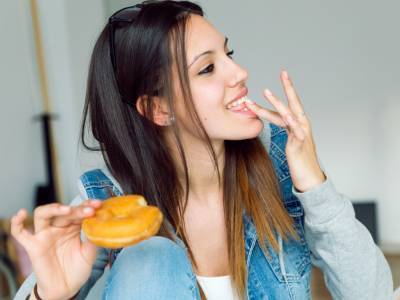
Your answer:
[225,96,257,118]
[225,87,248,109]
[225,95,253,111]
[224,87,257,117]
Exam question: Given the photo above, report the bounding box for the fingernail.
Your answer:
[83,207,93,214]
[282,70,289,79]
[264,89,272,97]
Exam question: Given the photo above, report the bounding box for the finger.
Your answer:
[34,203,73,233]
[89,199,103,207]
[280,70,306,119]
[285,114,306,143]
[10,209,34,248]
[34,199,102,231]
[244,101,287,127]
[72,199,102,209]
[50,200,100,228]
[263,89,293,123]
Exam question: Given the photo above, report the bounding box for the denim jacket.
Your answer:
[76,123,311,300]
[15,122,393,300]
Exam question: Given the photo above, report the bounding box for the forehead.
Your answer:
[185,15,225,58]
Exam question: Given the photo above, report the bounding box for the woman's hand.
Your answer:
[246,70,326,193]
[10,200,102,300]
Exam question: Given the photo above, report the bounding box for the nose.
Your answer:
[227,61,248,87]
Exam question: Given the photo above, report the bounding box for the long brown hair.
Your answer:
[80,1,297,299]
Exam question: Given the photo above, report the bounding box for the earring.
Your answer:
[165,115,175,126]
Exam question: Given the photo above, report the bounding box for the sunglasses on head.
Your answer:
[109,3,165,98]
[108,4,143,73]
[108,0,199,73]
[108,1,200,100]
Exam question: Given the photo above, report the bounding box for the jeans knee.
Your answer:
[118,236,187,264]
[104,237,198,299]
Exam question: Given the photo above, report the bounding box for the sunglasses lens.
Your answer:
[110,5,142,23]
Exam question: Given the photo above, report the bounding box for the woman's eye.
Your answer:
[198,50,235,75]
[199,64,214,75]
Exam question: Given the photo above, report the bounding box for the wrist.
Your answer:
[32,283,80,300]
[294,171,327,193]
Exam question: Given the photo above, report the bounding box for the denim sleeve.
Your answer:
[292,173,394,300]
[72,180,110,300]
[14,181,109,299]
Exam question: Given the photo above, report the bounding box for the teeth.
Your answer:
[226,96,252,109]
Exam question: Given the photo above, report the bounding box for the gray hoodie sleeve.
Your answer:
[292,173,394,299]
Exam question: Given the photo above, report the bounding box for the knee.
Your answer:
[104,237,197,299]
[110,236,193,279]
[119,236,187,261]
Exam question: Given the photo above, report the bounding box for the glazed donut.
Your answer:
[82,195,163,248]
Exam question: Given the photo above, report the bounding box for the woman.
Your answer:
[12,1,393,299]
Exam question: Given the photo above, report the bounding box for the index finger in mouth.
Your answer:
[245,101,287,127]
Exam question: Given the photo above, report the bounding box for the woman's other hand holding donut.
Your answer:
[10,199,102,300]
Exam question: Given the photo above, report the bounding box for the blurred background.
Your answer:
[1,0,399,299]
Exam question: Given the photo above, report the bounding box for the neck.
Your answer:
[165,130,225,204]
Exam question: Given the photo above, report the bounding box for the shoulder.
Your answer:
[268,122,289,154]
[261,122,291,183]
[262,123,305,217]
[78,167,124,200]
[258,121,288,153]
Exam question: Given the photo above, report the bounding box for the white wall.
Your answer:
[1,0,399,244]
[36,0,106,203]
[0,0,46,217]
[0,0,105,212]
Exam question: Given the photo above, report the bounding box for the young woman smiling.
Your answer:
[12,1,393,299]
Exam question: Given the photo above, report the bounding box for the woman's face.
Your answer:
[172,14,264,142]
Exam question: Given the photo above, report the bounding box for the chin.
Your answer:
[226,119,264,141]
[246,118,264,135]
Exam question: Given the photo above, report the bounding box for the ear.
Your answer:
[136,95,173,126]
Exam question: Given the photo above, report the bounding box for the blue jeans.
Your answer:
[102,237,201,299]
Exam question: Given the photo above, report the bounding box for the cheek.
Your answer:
[191,81,225,119]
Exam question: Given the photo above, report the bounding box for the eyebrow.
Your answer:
[188,37,228,68]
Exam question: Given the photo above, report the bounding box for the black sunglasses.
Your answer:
[108,1,199,100]
[108,1,198,73]
[108,4,143,73]
[108,3,162,98]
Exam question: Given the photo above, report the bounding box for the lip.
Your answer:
[226,87,248,107]
[230,106,258,117]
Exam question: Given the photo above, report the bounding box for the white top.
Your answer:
[196,275,240,300]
